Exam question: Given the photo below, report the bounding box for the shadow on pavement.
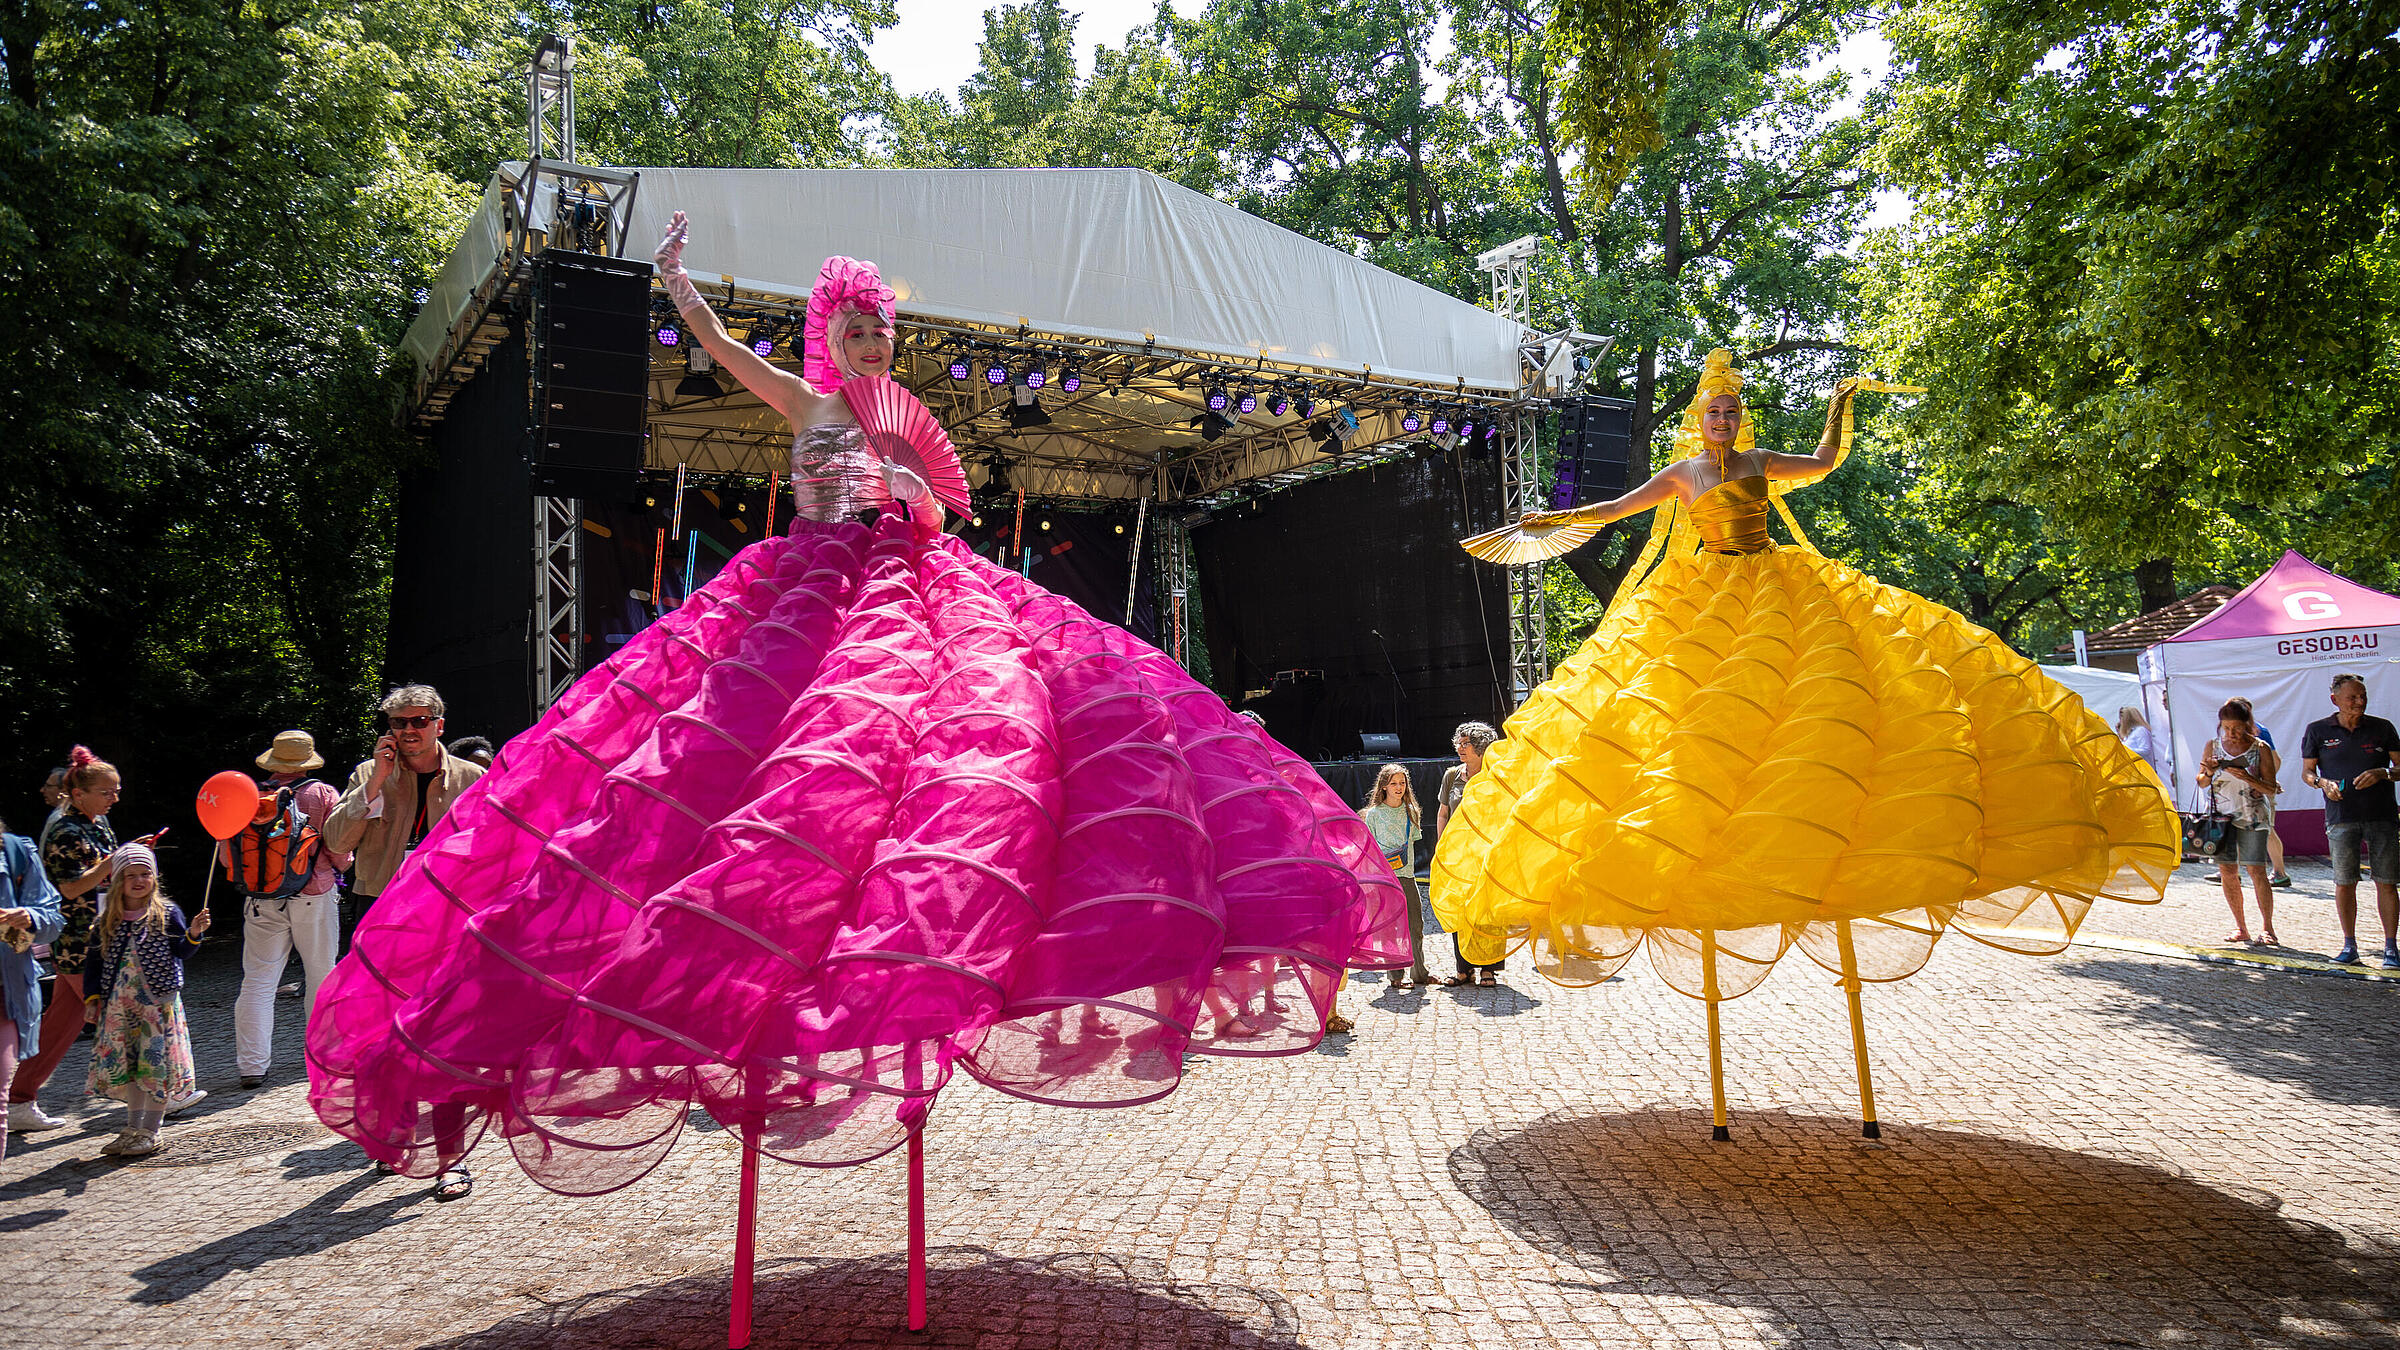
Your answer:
[2058,955,2400,1110]
[129,1169,429,1303]
[422,1246,1306,1349]
[1451,1106,2400,1348]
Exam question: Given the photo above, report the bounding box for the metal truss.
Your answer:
[1160,512,1195,672]
[529,36,576,164]
[1497,407,1548,701]
[532,493,583,714]
[1478,236,1549,707]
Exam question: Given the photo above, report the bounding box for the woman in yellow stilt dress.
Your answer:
[1443,351,2177,1137]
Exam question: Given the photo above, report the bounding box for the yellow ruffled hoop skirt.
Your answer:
[1430,544,2177,1000]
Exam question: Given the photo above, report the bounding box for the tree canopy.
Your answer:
[2,0,2382,828]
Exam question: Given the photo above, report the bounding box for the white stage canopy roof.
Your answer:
[406,165,1524,392]
[401,163,1531,502]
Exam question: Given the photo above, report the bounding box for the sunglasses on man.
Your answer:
[387,715,438,730]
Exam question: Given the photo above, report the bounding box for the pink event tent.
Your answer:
[2139,552,2400,853]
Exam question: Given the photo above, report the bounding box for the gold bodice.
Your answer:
[1690,474,1773,555]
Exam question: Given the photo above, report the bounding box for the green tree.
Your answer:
[0,0,497,833]
[1862,0,2400,611]
[885,0,1216,181]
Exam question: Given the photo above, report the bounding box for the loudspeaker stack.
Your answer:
[1550,396,1640,508]
[531,249,652,497]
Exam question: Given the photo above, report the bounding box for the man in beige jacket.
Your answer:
[324,684,486,942]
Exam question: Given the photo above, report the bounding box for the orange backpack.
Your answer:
[224,785,322,898]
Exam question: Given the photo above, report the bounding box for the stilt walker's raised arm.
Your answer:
[654,210,828,426]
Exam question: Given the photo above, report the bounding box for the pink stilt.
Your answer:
[729,1121,761,1349]
[906,1126,928,1332]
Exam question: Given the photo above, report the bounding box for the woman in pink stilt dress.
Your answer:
[305,212,1410,1197]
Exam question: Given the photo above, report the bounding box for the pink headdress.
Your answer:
[803,255,897,393]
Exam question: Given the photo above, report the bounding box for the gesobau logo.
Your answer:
[2277,632,2380,658]
[2282,590,2343,622]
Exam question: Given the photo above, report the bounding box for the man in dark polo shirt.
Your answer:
[2300,672,2400,967]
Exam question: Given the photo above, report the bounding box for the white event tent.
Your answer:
[2139,551,2400,852]
[2036,663,2140,719]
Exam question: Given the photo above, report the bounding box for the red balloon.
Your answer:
[196,770,262,841]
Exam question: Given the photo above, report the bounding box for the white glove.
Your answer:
[879,460,943,538]
[654,210,706,317]
[880,459,931,504]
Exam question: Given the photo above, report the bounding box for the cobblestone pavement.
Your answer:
[5,864,2397,1349]
[2089,854,2394,964]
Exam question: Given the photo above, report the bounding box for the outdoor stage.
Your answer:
[382,162,1616,760]
[7,857,2397,1348]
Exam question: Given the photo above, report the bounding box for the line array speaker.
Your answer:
[1549,395,1639,508]
[532,248,652,498]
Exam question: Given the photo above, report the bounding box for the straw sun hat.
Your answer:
[255,730,325,774]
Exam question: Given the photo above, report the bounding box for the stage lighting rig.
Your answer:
[947,350,973,381]
[1191,410,1235,442]
[1204,384,1229,413]
[1059,363,1083,393]
[1006,384,1052,428]
[1399,409,1422,434]
[676,345,726,401]
[1430,410,1451,435]
[1237,388,1258,415]
[1023,355,1046,389]
[985,357,1011,385]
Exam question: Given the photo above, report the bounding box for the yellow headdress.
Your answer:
[1671,349,1754,468]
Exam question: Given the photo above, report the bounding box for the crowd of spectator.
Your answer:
[3,684,485,1172]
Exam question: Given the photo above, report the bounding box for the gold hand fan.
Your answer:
[1460,514,1599,564]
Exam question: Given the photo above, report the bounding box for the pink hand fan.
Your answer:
[836,376,973,515]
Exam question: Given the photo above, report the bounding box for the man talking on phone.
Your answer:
[323,685,486,949]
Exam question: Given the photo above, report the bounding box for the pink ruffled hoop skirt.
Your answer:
[306,518,1411,1193]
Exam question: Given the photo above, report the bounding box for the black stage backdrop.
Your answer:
[1310,756,1458,876]
[385,321,535,743]
[1196,452,1511,760]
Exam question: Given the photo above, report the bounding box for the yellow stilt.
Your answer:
[1701,930,1730,1141]
[1836,920,1881,1139]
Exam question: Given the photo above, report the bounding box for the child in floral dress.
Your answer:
[83,843,208,1156]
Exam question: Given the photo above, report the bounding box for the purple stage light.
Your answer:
[751,336,775,357]
[1431,414,1450,435]
[1206,387,1228,412]
[949,356,971,380]
[1238,390,1258,415]
[1401,411,1421,433]
[657,323,681,347]
[1026,365,1046,389]
[986,361,1010,385]
[1268,394,1289,416]
[1061,369,1081,392]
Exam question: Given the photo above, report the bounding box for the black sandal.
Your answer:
[432,1164,474,1202]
